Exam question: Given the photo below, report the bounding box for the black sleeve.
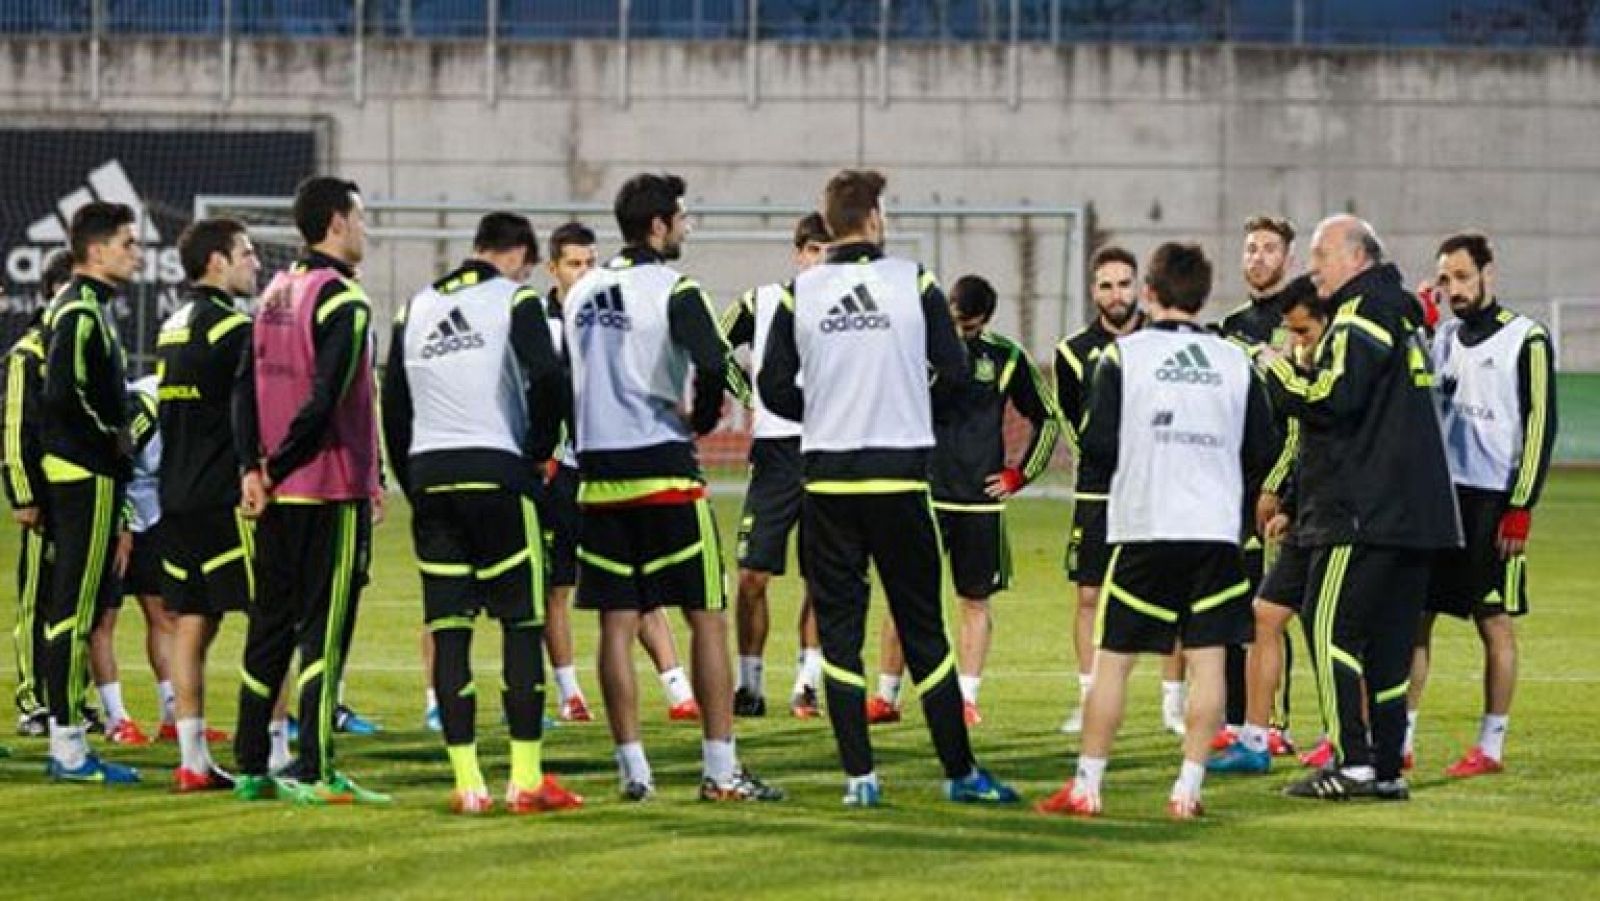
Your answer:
[379,317,413,496]
[2,344,43,508]
[921,271,969,421]
[757,288,804,422]
[233,337,260,472]
[667,279,730,437]
[1005,346,1062,484]
[264,287,371,485]
[1262,305,1389,429]
[1054,342,1087,452]
[1075,349,1122,496]
[127,390,159,454]
[1240,369,1281,499]
[1508,328,1558,510]
[43,308,121,463]
[720,291,756,406]
[510,287,566,463]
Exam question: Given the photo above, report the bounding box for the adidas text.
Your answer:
[820,311,891,333]
[1155,365,1221,386]
[421,332,485,358]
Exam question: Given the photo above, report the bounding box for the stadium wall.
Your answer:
[4,38,1600,364]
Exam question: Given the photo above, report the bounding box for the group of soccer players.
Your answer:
[1,167,1555,819]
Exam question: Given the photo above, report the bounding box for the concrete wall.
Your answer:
[5,37,1599,361]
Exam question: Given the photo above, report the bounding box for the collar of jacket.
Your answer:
[1330,262,1402,306]
[825,242,884,265]
[297,250,357,280]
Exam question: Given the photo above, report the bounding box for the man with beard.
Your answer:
[1054,247,1185,736]
[1407,232,1556,779]
[1264,215,1460,802]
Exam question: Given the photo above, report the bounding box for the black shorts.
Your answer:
[1429,487,1527,619]
[411,487,543,624]
[737,437,803,575]
[934,506,1011,599]
[532,464,579,589]
[1098,542,1251,654]
[160,507,253,616]
[1259,541,1312,611]
[118,526,164,599]
[1065,498,1110,586]
[576,497,725,613]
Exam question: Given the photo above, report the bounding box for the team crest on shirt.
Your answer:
[974,357,996,383]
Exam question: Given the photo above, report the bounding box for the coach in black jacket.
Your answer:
[1260,215,1460,802]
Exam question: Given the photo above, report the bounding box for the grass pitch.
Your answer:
[2,472,1598,900]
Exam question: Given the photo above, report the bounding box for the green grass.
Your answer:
[3,472,1599,899]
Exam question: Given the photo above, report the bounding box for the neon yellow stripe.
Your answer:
[1333,306,1393,349]
[918,269,938,295]
[1057,340,1083,383]
[806,479,927,495]
[67,477,114,708]
[3,350,32,505]
[1191,579,1249,613]
[1105,580,1179,623]
[522,497,545,625]
[162,559,188,581]
[997,345,1020,394]
[157,328,190,347]
[314,288,367,325]
[207,314,249,345]
[45,617,76,641]
[914,652,957,695]
[577,547,633,577]
[236,510,257,603]
[1073,492,1108,502]
[932,501,1005,513]
[1093,547,1119,646]
[477,547,530,581]
[577,477,702,505]
[640,541,704,576]
[1330,645,1363,675]
[695,498,724,611]
[419,560,474,577]
[240,668,272,699]
[296,658,326,690]
[1373,680,1409,705]
[822,660,866,689]
[271,495,327,505]
[1263,418,1300,494]
[1511,336,1549,506]
[422,482,501,493]
[201,545,246,575]
[429,615,475,631]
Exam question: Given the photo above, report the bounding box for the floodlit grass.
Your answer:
[2,472,1598,899]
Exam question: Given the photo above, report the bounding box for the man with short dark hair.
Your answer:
[384,211,584,815]
[156,217,260,791]
[1407,231,1556,779]
[761,169,1019,807]
[1038,242,1277,820]
[1266,215,1461,802]
[3,250,75,739]
[566,173,780,802]
[232,176,386,804]
[720,211,831,719]
[38,202,142,783]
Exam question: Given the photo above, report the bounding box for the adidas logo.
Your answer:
[574,284,632,331]
[1151,409,1174,427]
[1156,342,1222,386]
[26,160,160,243]
[420,307,486,359]
[820,285,891,333]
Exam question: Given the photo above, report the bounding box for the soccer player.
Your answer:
[760,168,1019,807]
[383,211,584,814]
[535,220,700,724]
[565,172,780,802]
[232,176,386,804]
[1055,247,1186,736]
[1210,215,1303,756]
[1407,232,1556,778]
[1263,215,1460,802]
[87,377,175,747]
[1037,242,1277,820]
[38,201,142,784]
[872,274,1061,727]
[720,212,830,719]
[3,248,74,738]
[1210,274,1326,774]
[155,217,259,790]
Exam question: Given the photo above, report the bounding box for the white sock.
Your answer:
[1161,680,1185,710]
[615,741,653,786]
[268,719,291,773]
[1074,755,1107,795]
[98,682,129,725]
[738,656,764,698]
[959,675,981,704]
[425,688,438,710]
[847,771,879,791]
[177,717,210,772]
[1340,764,1376,781]
[1404,710,1419,755]
[659,667,693,706]
[554,665,582,704]
[1077,672,1093,702]
[702,737,737,785]
[1478,714,1509,761]
[157,680,176,724]
[877,673,902,705]
[800,648,823,689]
[49,720,88,769]
[1173,759,1206,799]
[1239,723,1269,754]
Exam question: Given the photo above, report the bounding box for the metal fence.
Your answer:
[5,1,1600,47]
